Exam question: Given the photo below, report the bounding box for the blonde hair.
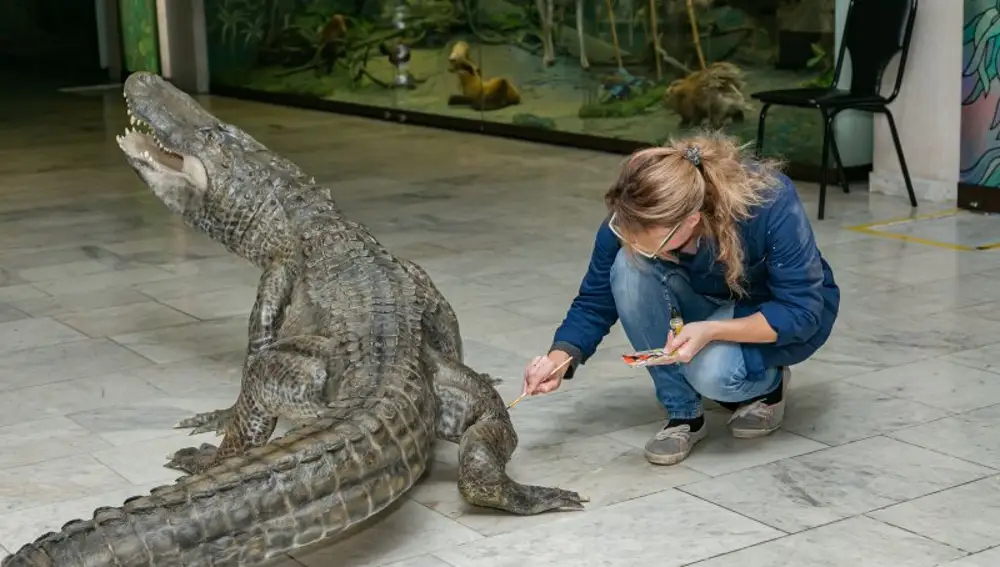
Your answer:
[605,130,783,297]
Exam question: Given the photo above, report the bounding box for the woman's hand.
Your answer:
[522,350,572,395]
[650,321,719,365]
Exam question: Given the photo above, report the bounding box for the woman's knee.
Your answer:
[610,249,662,322]
[683,342,753,402]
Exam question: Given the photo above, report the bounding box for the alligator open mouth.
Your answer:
[116,104,185,172]
[116,97,208,191]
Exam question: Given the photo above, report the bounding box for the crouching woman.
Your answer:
[521,132,840,466]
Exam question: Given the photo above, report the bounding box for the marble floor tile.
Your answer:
[0,284,47,303]
[128,351,244,395]
[31,266,176,296]
[847,357,1000,413]
[0,371,167,428]
[290,501,482,567]
[381,557,454,567]
[944,342,1000,375]
[0,455,130,515]
[67,403,210,446]
[782,380,951,445]
[129,270,258,301]
[110,316,249,363]
[939,547,1000,567]
[0,303,28,323]
[680,436,994,533]
[606,410,828,477]
[887,403,1000,469]
[869,475,1000,553]
[433,489,783,567]
[9,288,152,318]
[54,301,197,337]
[157,285,258,319]
[0,316,88,355]
[0,416,113,469]
[0,338,153,392]
[844,247,1000,286]
[687,516,963,567]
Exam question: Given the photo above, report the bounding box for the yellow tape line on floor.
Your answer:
[844,208,979,252]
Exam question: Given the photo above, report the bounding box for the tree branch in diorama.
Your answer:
[604,0,624,68]
[685,0,707,70]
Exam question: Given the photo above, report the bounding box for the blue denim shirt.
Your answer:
[550,173,840,382]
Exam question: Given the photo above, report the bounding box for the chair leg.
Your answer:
[817,108,831,220]
[882,108,918,208]
[754,103,772,159]
[826,109,851,194]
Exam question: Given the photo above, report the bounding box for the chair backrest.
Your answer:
[834,0,918,101]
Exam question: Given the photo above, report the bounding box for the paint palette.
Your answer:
[621,348,672,367]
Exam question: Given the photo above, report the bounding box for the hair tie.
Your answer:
[684,145,702,168]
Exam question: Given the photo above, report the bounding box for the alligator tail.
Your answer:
[2,386,433,567]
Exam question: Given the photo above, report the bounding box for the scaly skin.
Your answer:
[1,72,584,567]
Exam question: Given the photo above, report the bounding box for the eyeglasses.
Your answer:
[608,212,681,259]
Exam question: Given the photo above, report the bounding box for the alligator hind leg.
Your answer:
[426,348,586,515]
[166,335,338,474]
[174,264,297,436]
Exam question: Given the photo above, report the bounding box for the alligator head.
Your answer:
[116,71,291,264]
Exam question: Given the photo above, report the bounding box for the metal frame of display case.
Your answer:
[209,83,873,185]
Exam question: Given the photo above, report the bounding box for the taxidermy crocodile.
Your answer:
[2,72,584,567]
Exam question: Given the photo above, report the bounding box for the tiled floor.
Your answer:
[1,85,1000,567]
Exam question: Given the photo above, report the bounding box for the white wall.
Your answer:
[868,0,962,203]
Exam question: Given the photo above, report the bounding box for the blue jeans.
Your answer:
[610,249,782,420]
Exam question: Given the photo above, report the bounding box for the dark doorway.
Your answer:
[0,0,112,89]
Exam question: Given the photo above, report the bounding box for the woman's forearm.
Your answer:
[708,312,778,344]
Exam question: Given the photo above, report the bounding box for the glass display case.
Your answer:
[203,0,837,167]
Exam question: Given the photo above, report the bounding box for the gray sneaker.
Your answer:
[727,367,790,439]
[644,421,708,465]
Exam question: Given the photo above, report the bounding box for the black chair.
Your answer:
[751,0,919,220]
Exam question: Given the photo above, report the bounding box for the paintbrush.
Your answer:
[507,357,574,409]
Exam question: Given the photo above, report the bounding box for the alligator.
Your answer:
[1,72,584,567]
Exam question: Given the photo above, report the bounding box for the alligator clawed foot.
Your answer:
[514,484,588,515]
[175,407,233,435]
[464,481,588,516]
[165,442,221,474]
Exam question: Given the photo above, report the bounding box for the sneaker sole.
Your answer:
[729,423,782,439]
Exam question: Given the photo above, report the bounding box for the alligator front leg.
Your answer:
[175,262,296,436]
[166,335,337,474]
[427,348,586,515]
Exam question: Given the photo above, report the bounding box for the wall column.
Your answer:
[155,0,210,93]
[868,0,962,203]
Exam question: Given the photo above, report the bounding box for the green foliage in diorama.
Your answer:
[800,42,834,88]
[120,0,161,73]
[512,113,556,129]
[577,83,664,119]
